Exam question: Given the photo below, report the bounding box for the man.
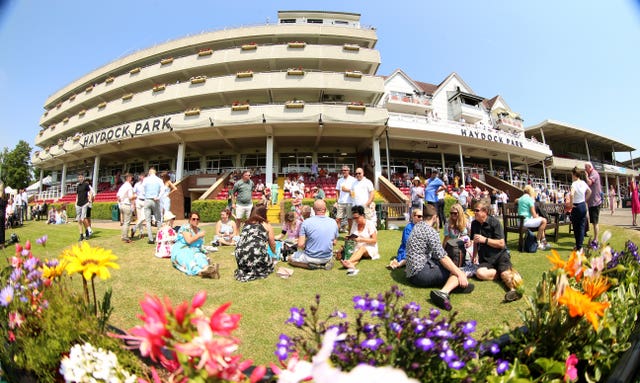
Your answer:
[471,200,522,303]
[117,173,135,243]
[131,173,146,239]
[516,185,551,250]
[288,199,338,270]
[231,170,254,225]
[312,186,325,200]
[335,166,355,232]
[142,168,164,244]
[424,170,445,228]
[84,178,95,238]
[20,188,28,223]
[75,174,91,241]
[584,162,603,242]
[405,204,473,312]
[351,167,376,224]
[14,190,23,225]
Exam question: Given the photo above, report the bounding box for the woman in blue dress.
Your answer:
[171,211,218,278]
[234,205,276,282]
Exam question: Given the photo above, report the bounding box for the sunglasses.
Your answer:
[342,169,349,172]
[473,209,482,213]
[414,214,423,218]
[450,211,458,215]
[355,172,363,175]
[191,217,200,221]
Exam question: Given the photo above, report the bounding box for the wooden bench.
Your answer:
[501,202,564,251]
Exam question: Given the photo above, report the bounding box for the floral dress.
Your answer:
[170,224,209,276]
[155,225,177,258]
[233,223,274,282]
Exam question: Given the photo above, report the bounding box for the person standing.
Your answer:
[131,174,146,239]
[630,178,639,226]
[608,185,616,215]
[84,178,95,238]
[0,185,6,248]
[20,188,28,223]
[116,173,135,243]
[335,166,355,232]
[570,167,591,250]
[14,189,23,226]
[350,167,376,225]
[142,168,164,244]
[231,170,254,226]
[424,170,445,228]
[75,174,91,241]
[410,177,424,210]
[584,162,603,243]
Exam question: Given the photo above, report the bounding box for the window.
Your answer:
[307,19,323,24]
[280,19,296,24]
[184,157,201,172]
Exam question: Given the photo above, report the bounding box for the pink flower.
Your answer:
[209,302,241,336]
[8,312,25,329]
[564,354,578,382]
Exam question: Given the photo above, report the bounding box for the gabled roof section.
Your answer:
[432,72,478,99]
[383,69,437,95]
[483,95,500,110]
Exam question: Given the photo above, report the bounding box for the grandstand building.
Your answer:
[31,10,637,218]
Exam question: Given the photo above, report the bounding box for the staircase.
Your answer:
[481,173,524,201]
[266,177,284,224]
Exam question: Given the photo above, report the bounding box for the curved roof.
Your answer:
[526,119,635,153]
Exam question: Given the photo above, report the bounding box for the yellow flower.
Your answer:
[582,276,610,299]
[42,259,67,281]
[63,242,120,280]
[558,287,610,330]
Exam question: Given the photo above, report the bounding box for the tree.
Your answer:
[1,140,32,189]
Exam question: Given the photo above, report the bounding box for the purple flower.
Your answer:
[24,257,38,272]
[0,285,15,307]
[369,298,384,311]
[460,320,477,334]
[331,310,347,319]
[489,343,500,355]
[496,359,510,374]
[360,338,384,351]
[275,346,288,360]
[353,296,367,310]
[434,329,453,338]
[10,268,22,282]
[363,323,377,333]
[439,349,457,364]
[416,337,435,351]
[390,322,402,333]
[463,337,477,350]
[45,259,59,268]
[277,333,290,346]
[448,360,465,370]
[405,302,421,312]
[286,307,305,327]
[414,323,426,334]
[429,308,440,319]
[36,235,48,246]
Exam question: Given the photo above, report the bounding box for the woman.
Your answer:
[570,167,591,250]
[155,211,177,258]
[608,185,616,216]
[0,186,6,248]
[212,208,239,246]
[340,205,379,273]
[276,211,300,243]
[405,204,473,312]
[631,178,640,226]
[233,205,276,282]
[410,177,424,210]
[442,203,475,273]
[387,208,421,270]
[159,172,177,223]
[171,211,218,278]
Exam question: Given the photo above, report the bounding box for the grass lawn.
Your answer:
[3,219,640,365]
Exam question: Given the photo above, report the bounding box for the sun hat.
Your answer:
[163,211,176,221]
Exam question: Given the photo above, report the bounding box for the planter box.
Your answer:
[105,76,115,84]
[288,41,306,48]
[122,93,133,101]
[63,117,69,123]
[56,102,62,109]
[152,84,166,92]
[69,94,76,101]
[285,101,305,109]
[345,71,363,79]
[343,44,360,51]
[185,108,201,116]
[232,104,250,111]
[129,67,141,74]
[198,49,213,56]
[241,44,257,50]
[190,76,207,84]
[160,57,174,65]
[98,102,107,109]
[347,104,366,111]
[236,71,254,78]
[287,69,305,76]
[79,109,86,116]
[85,85,93,93]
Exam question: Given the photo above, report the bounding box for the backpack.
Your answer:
[523,230,538,253]
[444,238,466,267]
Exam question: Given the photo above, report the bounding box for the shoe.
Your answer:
[541,242,552,250]
[122,238,132,243]
[212,263,220,279]
[199,265,217,279]
[211,240,220,246]
[78,234,84,242]
[324,259,334,271]
[130,228,136,239]
[148,240,155,245]
[346,268,359,276]
[451,283,475,294]
[430,290,452,311]
[203,246,218,253]
[504,290,522,302]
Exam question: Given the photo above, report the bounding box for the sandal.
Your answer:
[504,290,522,303]
[430,290,452,311]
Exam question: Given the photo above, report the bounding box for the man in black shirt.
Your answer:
[75,174,91,241]
[471,200,522,302]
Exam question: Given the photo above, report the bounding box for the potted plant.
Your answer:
[345,70,363,78]
[129,67,141,74]
[285,99,305,109]
[190,75,207,84]
[122,93,134,101]
[184,107,201,116]
[288,41,306,48]
[198,48,213,56]
[98,101,107,109]
[152,84,166,92]
[160,57,174,65]
[241,42,258,50]
[236,70,254,78]
[105,76,115,84]
[287,67,305,76]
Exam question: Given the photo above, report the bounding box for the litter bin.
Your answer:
[111,204,120,221]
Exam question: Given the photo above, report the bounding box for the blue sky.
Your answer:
[1,1,639,161]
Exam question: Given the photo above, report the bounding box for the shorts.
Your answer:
[335,203,352,220]
[523,217,544,228]
[588,205,600,224]
[235,203,253,220]
[76,203,89,221]
[290,250,332,265]
[478,249,512,274]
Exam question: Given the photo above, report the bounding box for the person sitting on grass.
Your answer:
[404,204,474,312]
[212,208,239,246]
[340,205,379,274]
[288,199,338,270]
[387,208,422,270]
[470,200,523,303]
[233,205,276,282]
[170,211,218,279]
[155,211,177,258]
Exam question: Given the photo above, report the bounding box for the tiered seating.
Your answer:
[216,188,229,200]
[97,182,111,192]
[94,191,118,202]
[400,187,410,197]
[58,193,77,203]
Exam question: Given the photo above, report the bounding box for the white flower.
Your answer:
[60,342,136,383]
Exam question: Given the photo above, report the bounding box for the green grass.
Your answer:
[3,220,640,365]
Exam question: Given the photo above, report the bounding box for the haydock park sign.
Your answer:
[460,127,524,148]
[81,117,172,147]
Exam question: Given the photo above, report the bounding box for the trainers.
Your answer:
[430,290,452,311]
[324,259,334,271]
[78,234,84,242]
[504,290,522,302]
[451,283,475,294]
[346,268,359,276]
[211,240,220,246]
[147,239,155,245]
[540,240,551,250]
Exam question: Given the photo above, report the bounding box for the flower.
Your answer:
[63,242,119,280]
[564,354,578,382]
[0,285,14,307]
[557,287,610,330]
[59,342,137,383]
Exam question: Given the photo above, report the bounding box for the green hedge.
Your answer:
[191,200,231,222]
[44,202,119,221]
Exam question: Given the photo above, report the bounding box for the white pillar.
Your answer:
[507,153,513,184]
[458,144,465,188]
[584,137,591,162]
[92,155,101,191]
[176,142,185,180]
[38,169,44,193]
[372,137,381,188]
[266,136,274,186]
[547,167,553,190]
[441,152,446,174]
[60,164,68,196]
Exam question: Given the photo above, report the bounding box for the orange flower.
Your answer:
[547,250,566,271]
[582,276,610,299]
[558,287,610,330]
[548,250,587,280]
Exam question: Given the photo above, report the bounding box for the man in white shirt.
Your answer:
[142,168,164,244]
[14,191,23,225]
[351,167,376,225]
[20,189,28,223]
[117,173,135,243]
[131,174,146,239]
[335,166,355,232]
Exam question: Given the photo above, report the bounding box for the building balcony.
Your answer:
[384,94,432,114]
[451,103,485,124]
[496,116,524,131]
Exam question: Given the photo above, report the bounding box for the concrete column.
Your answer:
[60,164,67,196]
[92,155,100,191]
[266,136,274,186]
[584,137,591,162]
[441,152,446,174]
[507,153,513,185]
[176,142,185,180]
[458,144,465,188]
[38,169,44,193]
[372,137,381,188]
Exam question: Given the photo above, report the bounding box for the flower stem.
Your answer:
[91,274,98,316]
